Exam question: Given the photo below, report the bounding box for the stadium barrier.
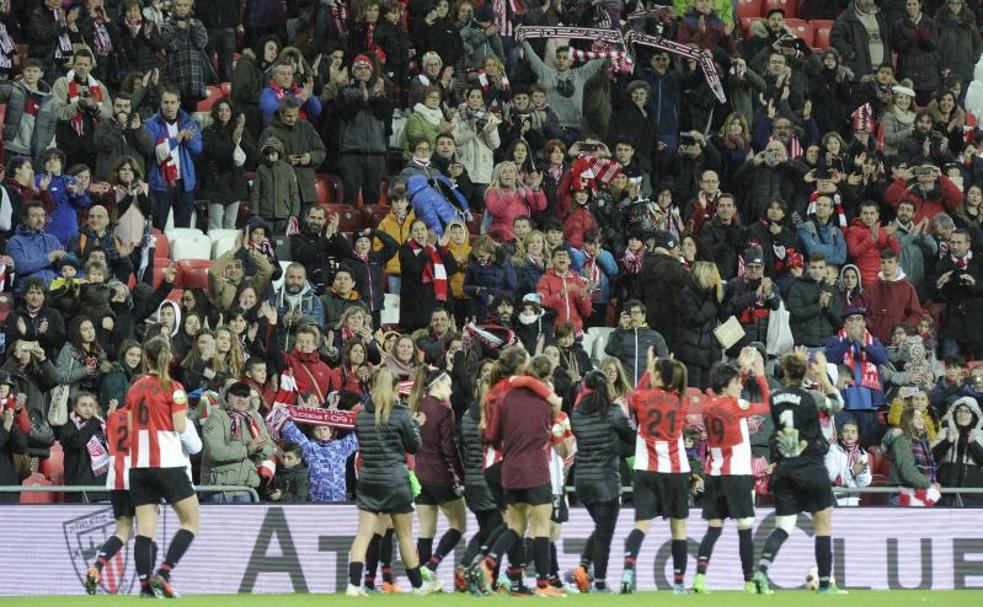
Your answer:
[0,504,980,595]
[0,484,260,503]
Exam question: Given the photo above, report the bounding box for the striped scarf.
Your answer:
[92,17,114,56]
[265,406,357,441]
[807,191,848,228]
[770,134,803,159]
[71,411,109,476]
[66,71,104,137]
[839,328,881,391]
[478,70,510,112]
[408,239,448,301]
[622,245,646,275]
[910,435,936,482]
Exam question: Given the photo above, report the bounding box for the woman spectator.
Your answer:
[504,140,538,180]
[56,316,110,402]
[161,0,209,114]
[215,327,246,379]
[330,341,373,395]
[36,150,91,247]
[453,87,501,212]
[710,113,753,194]
[555,321,593,400]
[539,139,568,225]
[485,161,546,244]
[27,0,73,79]
[609,81,657,174]
[3,158,36,233]
[888,386,941,443]
[818,132,851,176]
[78,0,120,86]
[177,330,220,392]
[681,234,700,267]
[398,219,460,332]
[809,48,855,137]
[201,381,274,503]
[2,340,58,416]
[570,371,635,592]
[413,2,462,75]
[180,288,219,329]
[927,90,966,152]
[464,237,517,321]
[233,35,280,137]
[99,339,142,414]
[110,156,153,281]
[57,391,108,502]
[383,335,419,382]
[953,184,983,249]
[475,55,511,114]
[891,0,942,106]
[933,397,983,506]
[512,230,550,298]
[446,220,472,321]
[878,85,917,162]
[172,311,203,361]
[117,0,164,75]
[0,401,26,503]
[405,87,452,154]
[836,264,868,312]
[676,261,722,390]
[935,0,981,90]
[199,98,256,230]
[328,307,382,360]
[882,402,940,504]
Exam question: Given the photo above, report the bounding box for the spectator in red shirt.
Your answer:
[537,248,592,335]
[845,200,900,284]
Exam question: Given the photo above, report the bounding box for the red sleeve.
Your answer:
[940,176,962,212]
[636,371,652,392]
[440,408,465,482]
[14,408,30,434]
[510,376,553,399]
[482,391,502,445]
[884,178,908,207]
[528,188,547,212]
[537,275,563,309]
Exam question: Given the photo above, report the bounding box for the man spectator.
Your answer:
[825,307,888,447]
[321,268,368,327]
[867,250,925,343]
[604,300,669,386]
[67,205,134,283]
[413,307,460,365]
[885,163,961,224]
[666,130,722,204]
[734,139,807,222]
[0,59,56,161]
[143,87,202,229]
[27,0,74,79]
[259,60,321,126]
[787,253,842,349]
[537,248,592,335]
[202,381,274,503]
[749,50,811,113]
[798,195,848,266]
[269,262,325,349]
[613,137,652,196]
[698,193,746,280]
[846,200,901,284]
[51,49,113,167]
[930,229,983,359]
[1,276,66,360]
[892,198,937,295]
[522,41,606,144]
[7,202,63,291]
[290,205,352,295]
[640,231,691,353]
[431,133,474,202]
[831,0,892,78]
[93,93,152,182]
[335,55,393,207]
[686,169,722,234]
[721,246,781,353]
[745,7,791,60]
[196,0,239,83]
[260,96,326,207]
[208,239,275,313]
[639,50,687,168]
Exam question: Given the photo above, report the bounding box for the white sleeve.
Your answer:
[180,422,203,456]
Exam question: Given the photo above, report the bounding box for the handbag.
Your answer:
[714,315,746,350]
[27,409,55,448]
[766,301,794,356]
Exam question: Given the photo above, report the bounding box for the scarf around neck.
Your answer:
[408,239,448,301]
[413,102,444,125]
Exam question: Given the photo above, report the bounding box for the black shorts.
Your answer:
[415,483,460,506]
[356,480,415,515]
[702,475,755,520]
[632,471,690,520]
[129,467,196,508]
[503,483,553,506]
[772,460,835,516]
[111,490,135,520]
[484,463,505,510]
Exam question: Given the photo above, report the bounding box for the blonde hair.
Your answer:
[512,229,550,267]
[718,112,749,140]
[371,367,399,426]
[600,357,632,398]
[215,327,245,378]
[692,261,723,302]
[488,161,520,192]
[144,337,173,392]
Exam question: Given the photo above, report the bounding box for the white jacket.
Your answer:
[824,443,872,506]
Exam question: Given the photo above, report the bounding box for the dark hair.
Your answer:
[524,355,553,380]
[117,339,143,369]
[7,155,32,176]
[944,355,967,368]
[487,346,528,388]
[859,200,879,212]
[554,321,575,339]
[245,356,267,371]
[23,58,44,71]
[41,148,66,165]
[622,299,646,314]
[435,132,455,145]
[615,135,637,149]
[68,315,104,356]
[281,442,303,460]
[583,229,601,245]
[73,48,95,63]
[209,97,237,133]
[808,252,827,264]
[653,358,687,393]
[161,85,181,99]
[709,361,742,394]
[579,371,614,415]
[279,96,302,111]
[227,381,252,398]
[779,353,808,385]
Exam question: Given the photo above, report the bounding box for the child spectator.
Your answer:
[268,443,310,503]
[79,259,117,350]
[241,217,284,283]
[931,355,967,417]
[251,137,301,233]
[824,418,872,506]
[562,184,599,250]
[374,2,411,107]
[882,403,940,505]
[280,419,359,503]
[49,253,84,318]
[889,386,940,443]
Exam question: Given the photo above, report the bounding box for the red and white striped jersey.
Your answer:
[703,376,770,476]
[126,374,190,469]
[630,373,689,474]
[105,409,130,491]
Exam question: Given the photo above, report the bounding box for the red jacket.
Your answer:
[563,206,598,249]
[845,219,900,284]
[536,268,593,334]
[866,274,926,343]
[485,186,547,242]
[884,176,961,223]
[283,350,334,404]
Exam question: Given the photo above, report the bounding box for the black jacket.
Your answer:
[928,253,983,343]
[604,326,669,387]
[0,422,26,503]
[787,275,842,347]
[198,123,257,205]
[290,229,352,295]
[354,398,421,487]
[675,279,722,370]
[343,229,399,312]
[721,276,781,349]
[699,217,747,280]
[398,242,460,332]
[571,404,634,505]
[57,418,108,496]
[640,251,691,353]
[459,402,499,512]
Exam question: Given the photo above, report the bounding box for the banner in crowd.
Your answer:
[0,505,981,595]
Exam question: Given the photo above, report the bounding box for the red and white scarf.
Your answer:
[265,405,358,441]
[834,440,863,486]
[408,239,448,301]
[807,191,848,228]
[478,70,510,113]
[66,71,104,136]
[952,250,972,270]
[155,119,181,187]
[769,135,802,159]
[71,411,109,477]
[269,79,309,120]
[229,407,276,480]
[622,245,646,275]
[581,251,602,300]
[92,17,114,56]
[897,486,940,507]
[0,23,14,68]
[839,328,881,391]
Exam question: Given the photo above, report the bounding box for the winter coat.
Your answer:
[845,220,901,284]
[563,207,599,250]
[746,220,799,277]
[99,363,137,414]
[884,176,961,223]
[0,79,56,158]
[734,159,808,222]
[344,229,399,312]
[26,6,68,67]
[936,9,981,84]
[198,122,256,205]
[56,342,107,403]
[414,395,464,487]
[269,279,325,330]
[67,226,131,282]
[721,277,781,349]
[824,442,872,506]
[38,174,91,247]
[259,113,327,203]
[259,82,323,126]
[485,186,548,243]
[281,420,358,502]
[208,248,274,312]
[866,274,925,343]
[398,242,460,331]
[0,421,26,502]
[93,119,154,182]
[882,427,934,489]
[513,255,548,299]
[336,84,394,154]
[675,279,722,376]
[161,16,209,99]
[232,48,272,136]
[376,211,416,277]
[798,218,848,266]
[290,229,352,294]
[825,332,888,409]
[932,398,983,502]
[452,113,500,185]
[143,108,203,192]
[928,252,983,344]
[271,462,310,503]
[571,404,634,505]
[251,159,301,220]
[202,406,275,488]
[640,251,691,352]
[7,225,64,290]
[57,417,108,491]
[895,221,938,292]
[787,275,842,347]
[354,398,421,487]
[117,20,164,76]
[699,218,747,280]
[604,326,669,387]
[459,402,497,512]
[891,15,942,92]
[880,110,916,159]
[464,257,518,321]
[831,2,894,77]
[536,268,593,335]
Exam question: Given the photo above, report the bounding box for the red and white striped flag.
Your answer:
[897,486,940,507]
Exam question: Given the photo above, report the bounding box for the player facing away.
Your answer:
[753,351,848,595]
[127,337,202,598]
[620,354,690,595]
[693,349,771,594]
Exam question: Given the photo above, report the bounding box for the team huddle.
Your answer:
[79,337,845,598]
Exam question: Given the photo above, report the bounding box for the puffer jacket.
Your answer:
[891,15,942,93]
[7,224,65,290]
[464,256,518,321]
[936,9,982,84]
[459,401,498,512]
[354,397,421,487]
[281,420,358,503]
[144,108,203,192]
[639,250,691,353]
[571,403,634,505]
[787,275,842,347]
[604,326,669,387]
[376,210,416,276]
[0,79,56,158]
[845,219,901,284]
[675,279,722,383]
[933,397,983,503]
[201,406,275,488]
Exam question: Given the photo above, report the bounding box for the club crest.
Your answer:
[63,509,134,595]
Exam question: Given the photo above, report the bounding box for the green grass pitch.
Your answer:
[4,590,982,606]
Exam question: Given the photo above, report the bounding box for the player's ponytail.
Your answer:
[654,358,688,395]
[144,337,173,392]
[370,367,399,426]
[407,366,429,414]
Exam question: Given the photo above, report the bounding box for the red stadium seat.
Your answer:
[42,441,64,485]
[784,18,813,46]
[736,0,764,19]
[739,16,759,37]
[362,204,391,229]
[315,174,331,204]
[176,259,212,290]
[763,0,798,18]
[151,263,177,288]
[322,204,363,233]
[154,229,169,260]
[197,85,224,112]
[20,473,56,504]
[811,19,834,50]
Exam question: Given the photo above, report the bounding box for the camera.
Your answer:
[472,108,489,130]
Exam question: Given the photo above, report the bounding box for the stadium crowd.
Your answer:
[0,0,981,582]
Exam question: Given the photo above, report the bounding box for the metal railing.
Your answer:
[0,484,260,503]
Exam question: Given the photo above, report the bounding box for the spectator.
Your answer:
[259,60,320,126]
[0,402,26,503]
[233,36,280,137]
[282,325,334,404]
[886,164,961,224]
[33,150,91,247]
[197,0,242,83]
[746,199,798,279]
[199,98,256,230]
[485,161,545,244]
[721,247,781,353]
[734,139,806,223]
[0,59,56,162]
[398,219,460,332]
[604,300,669,386]
[250,137,300,233]
[52,49,113,168]
[335,54,393,207]
[789,254,842,349]
[144,87,203,229]
[161,0,209,113]
[929,228,983,358]
[2,339,57,416]
[117,0,165,76]
[935,0,981,90]
[893,198,937,295]
[640,231,690,353]
[56,315,111,402]
[933,397,983,506]
[824,418,872,506]
[267,443,309,503]
[891,0,942,106]
[99,339,142,414]
[537,247,592,336]
[202,381,274,502]
[572,230,619,328]
[880,85,917,162]
[291,205,352,296]
[825,307,888,446]
[698,193,746,280]
[281,419,359,503]
[798,195,848,265]
[93,93,153,182]
[260,96,327,207]
[676,261,723,389]
[8,202,64,290]
[846,201,901,284]
[882,402,939,502]
[831,0,893,78]
[208,239,274,313]
[453,87,500,211]
[56,390,109,501]
[322,268,370,329]
[405,86,452,153]
[867,250,925,343]
[27,0,74,79]
[2,158,37,242]
[377,181,416,295]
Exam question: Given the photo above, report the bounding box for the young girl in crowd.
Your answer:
[824,418,872,506]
